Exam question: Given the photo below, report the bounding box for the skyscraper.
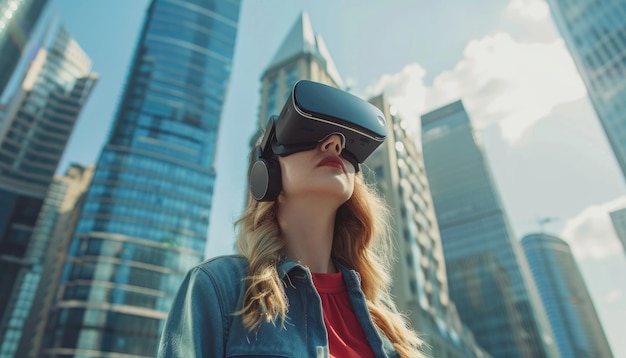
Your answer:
[0,24,97,353]
[365,95,490,358]
[546,0,626,181]
[522,233,614,358]
[0,0,48,97]
[421,100,558,357]
[609,207,626,254]
[256,11,342,132]
[5,163,94,358]
[444,253,526,356]
[42,1,241,356]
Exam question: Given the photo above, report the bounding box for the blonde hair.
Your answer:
[236,170,425,357]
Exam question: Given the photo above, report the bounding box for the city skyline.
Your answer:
[36,0,626,356]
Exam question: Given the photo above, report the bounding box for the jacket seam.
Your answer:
[198,265,231,352]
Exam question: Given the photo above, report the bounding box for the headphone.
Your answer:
[249,118,282,201]
[249,118,364,201]
[249,146,282,201]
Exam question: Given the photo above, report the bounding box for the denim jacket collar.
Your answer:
[277,256,359,283]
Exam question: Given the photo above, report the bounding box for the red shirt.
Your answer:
[311,271,375,358]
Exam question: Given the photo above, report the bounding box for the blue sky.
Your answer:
[42,0,626,356]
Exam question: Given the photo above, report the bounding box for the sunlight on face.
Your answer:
[277,134,355,205]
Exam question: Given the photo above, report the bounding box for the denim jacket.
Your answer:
[157,255,400,357]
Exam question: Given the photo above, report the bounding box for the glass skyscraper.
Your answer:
[1,164,93,358]
[546,0,626,181]
[421,100,558,358]
[366,95,490,358]
[522,233,614,358]
[0,23,97,356]
[42,1,241,356]
[17,164,93,358]
[0,0,48,97]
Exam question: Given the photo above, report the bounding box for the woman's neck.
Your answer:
[277,196,338,273]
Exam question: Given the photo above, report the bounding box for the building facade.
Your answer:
[0,0,48,97]
[0,24,96,355]
[546,0,626,181]
[421,100,558,357]
[609,207,626,254]
[42,1,241,356]
[522,233,614,358]
[365,95,490,358]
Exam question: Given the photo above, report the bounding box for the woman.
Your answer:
[158,133,424,357]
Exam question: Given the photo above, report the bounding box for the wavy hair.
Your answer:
[235,163,425,357]
[235,136,425,358]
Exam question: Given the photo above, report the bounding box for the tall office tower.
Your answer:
[522,233,614,358]
[257,11,343,130]
[609,207,626,254]
[365,95,490,358]
[0,24,96,350]
[0,0,48,97]
[546,0,626,181]
[421,100,558,358]
[1,163,93,358]
[42,1,241,356]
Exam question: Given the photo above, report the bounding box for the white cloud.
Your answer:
[605,288,623,304]
[364,32,586,144]
[504,0,551,22]
[363,63,428,135]
[560,196,626,261]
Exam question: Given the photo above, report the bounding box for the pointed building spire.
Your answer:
[268,12,316,67]
[265,11,343,88]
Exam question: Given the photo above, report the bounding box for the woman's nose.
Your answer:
[320,134,343,155]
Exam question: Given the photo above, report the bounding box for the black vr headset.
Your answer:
[249,80,387,201]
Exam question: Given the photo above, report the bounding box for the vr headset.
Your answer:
[249,80,387,201]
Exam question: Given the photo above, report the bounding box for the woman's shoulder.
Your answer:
[194,254,249,283]
[184,255,250,310]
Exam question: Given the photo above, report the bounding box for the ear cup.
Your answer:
[249,157,282,201]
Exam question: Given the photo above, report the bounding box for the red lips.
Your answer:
[317,156,346,172]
